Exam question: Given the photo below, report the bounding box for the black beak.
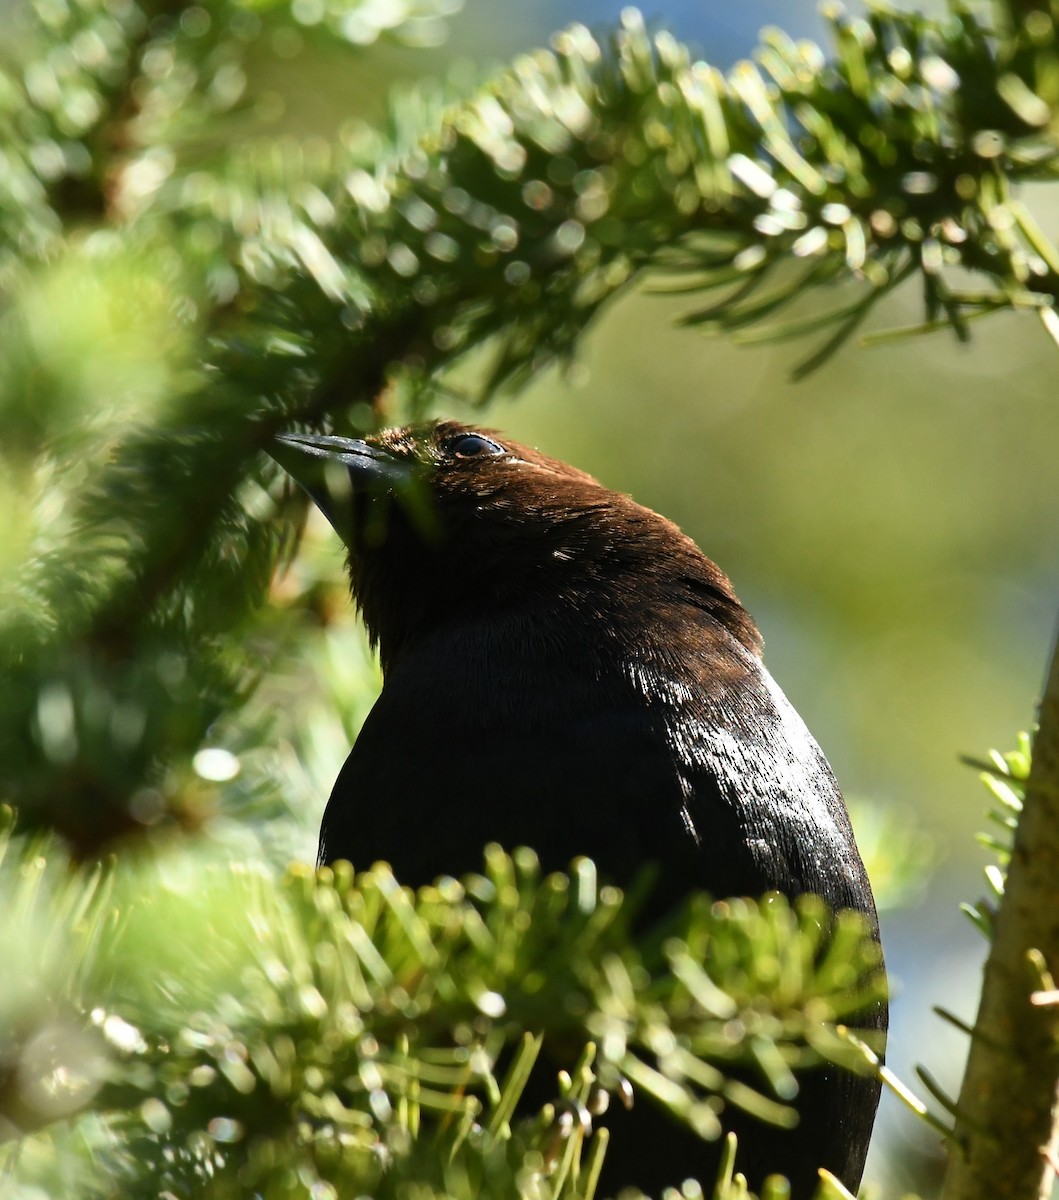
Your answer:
[270,432,415,541]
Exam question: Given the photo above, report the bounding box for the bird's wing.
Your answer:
[673,657,876,919]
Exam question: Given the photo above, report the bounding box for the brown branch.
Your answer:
[941,623,1059,1200]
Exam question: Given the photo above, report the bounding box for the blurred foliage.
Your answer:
[1,0,1058,1194]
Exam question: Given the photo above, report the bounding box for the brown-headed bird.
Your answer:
[271,420,885,1199]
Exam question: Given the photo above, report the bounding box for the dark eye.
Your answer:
[450,433,506,459]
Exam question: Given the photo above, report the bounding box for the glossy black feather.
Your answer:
[274,420,886,1198]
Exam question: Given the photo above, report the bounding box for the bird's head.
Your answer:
[272,420,761,669]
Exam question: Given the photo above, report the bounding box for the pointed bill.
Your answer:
[270,432,416,540]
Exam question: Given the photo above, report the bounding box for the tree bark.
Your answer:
[940,624,1059,1200]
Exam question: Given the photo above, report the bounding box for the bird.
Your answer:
[270,419,886,1199]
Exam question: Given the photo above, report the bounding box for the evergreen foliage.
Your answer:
[1,0,1057,1196]
[0,818,882,1198]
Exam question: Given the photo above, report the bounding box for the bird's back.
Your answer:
[318,605,884,1198]
[320,604,872,925]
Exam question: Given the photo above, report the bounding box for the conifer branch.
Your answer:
[0,825,885,1198]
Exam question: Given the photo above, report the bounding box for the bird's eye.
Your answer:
[449,433,506,459]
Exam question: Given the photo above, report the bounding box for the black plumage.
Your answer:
[271,420,886,1198]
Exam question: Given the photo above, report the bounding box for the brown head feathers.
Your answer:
[281,420,764,671]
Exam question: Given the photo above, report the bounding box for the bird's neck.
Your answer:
[375,575,759,687]
[353,514,763,674]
